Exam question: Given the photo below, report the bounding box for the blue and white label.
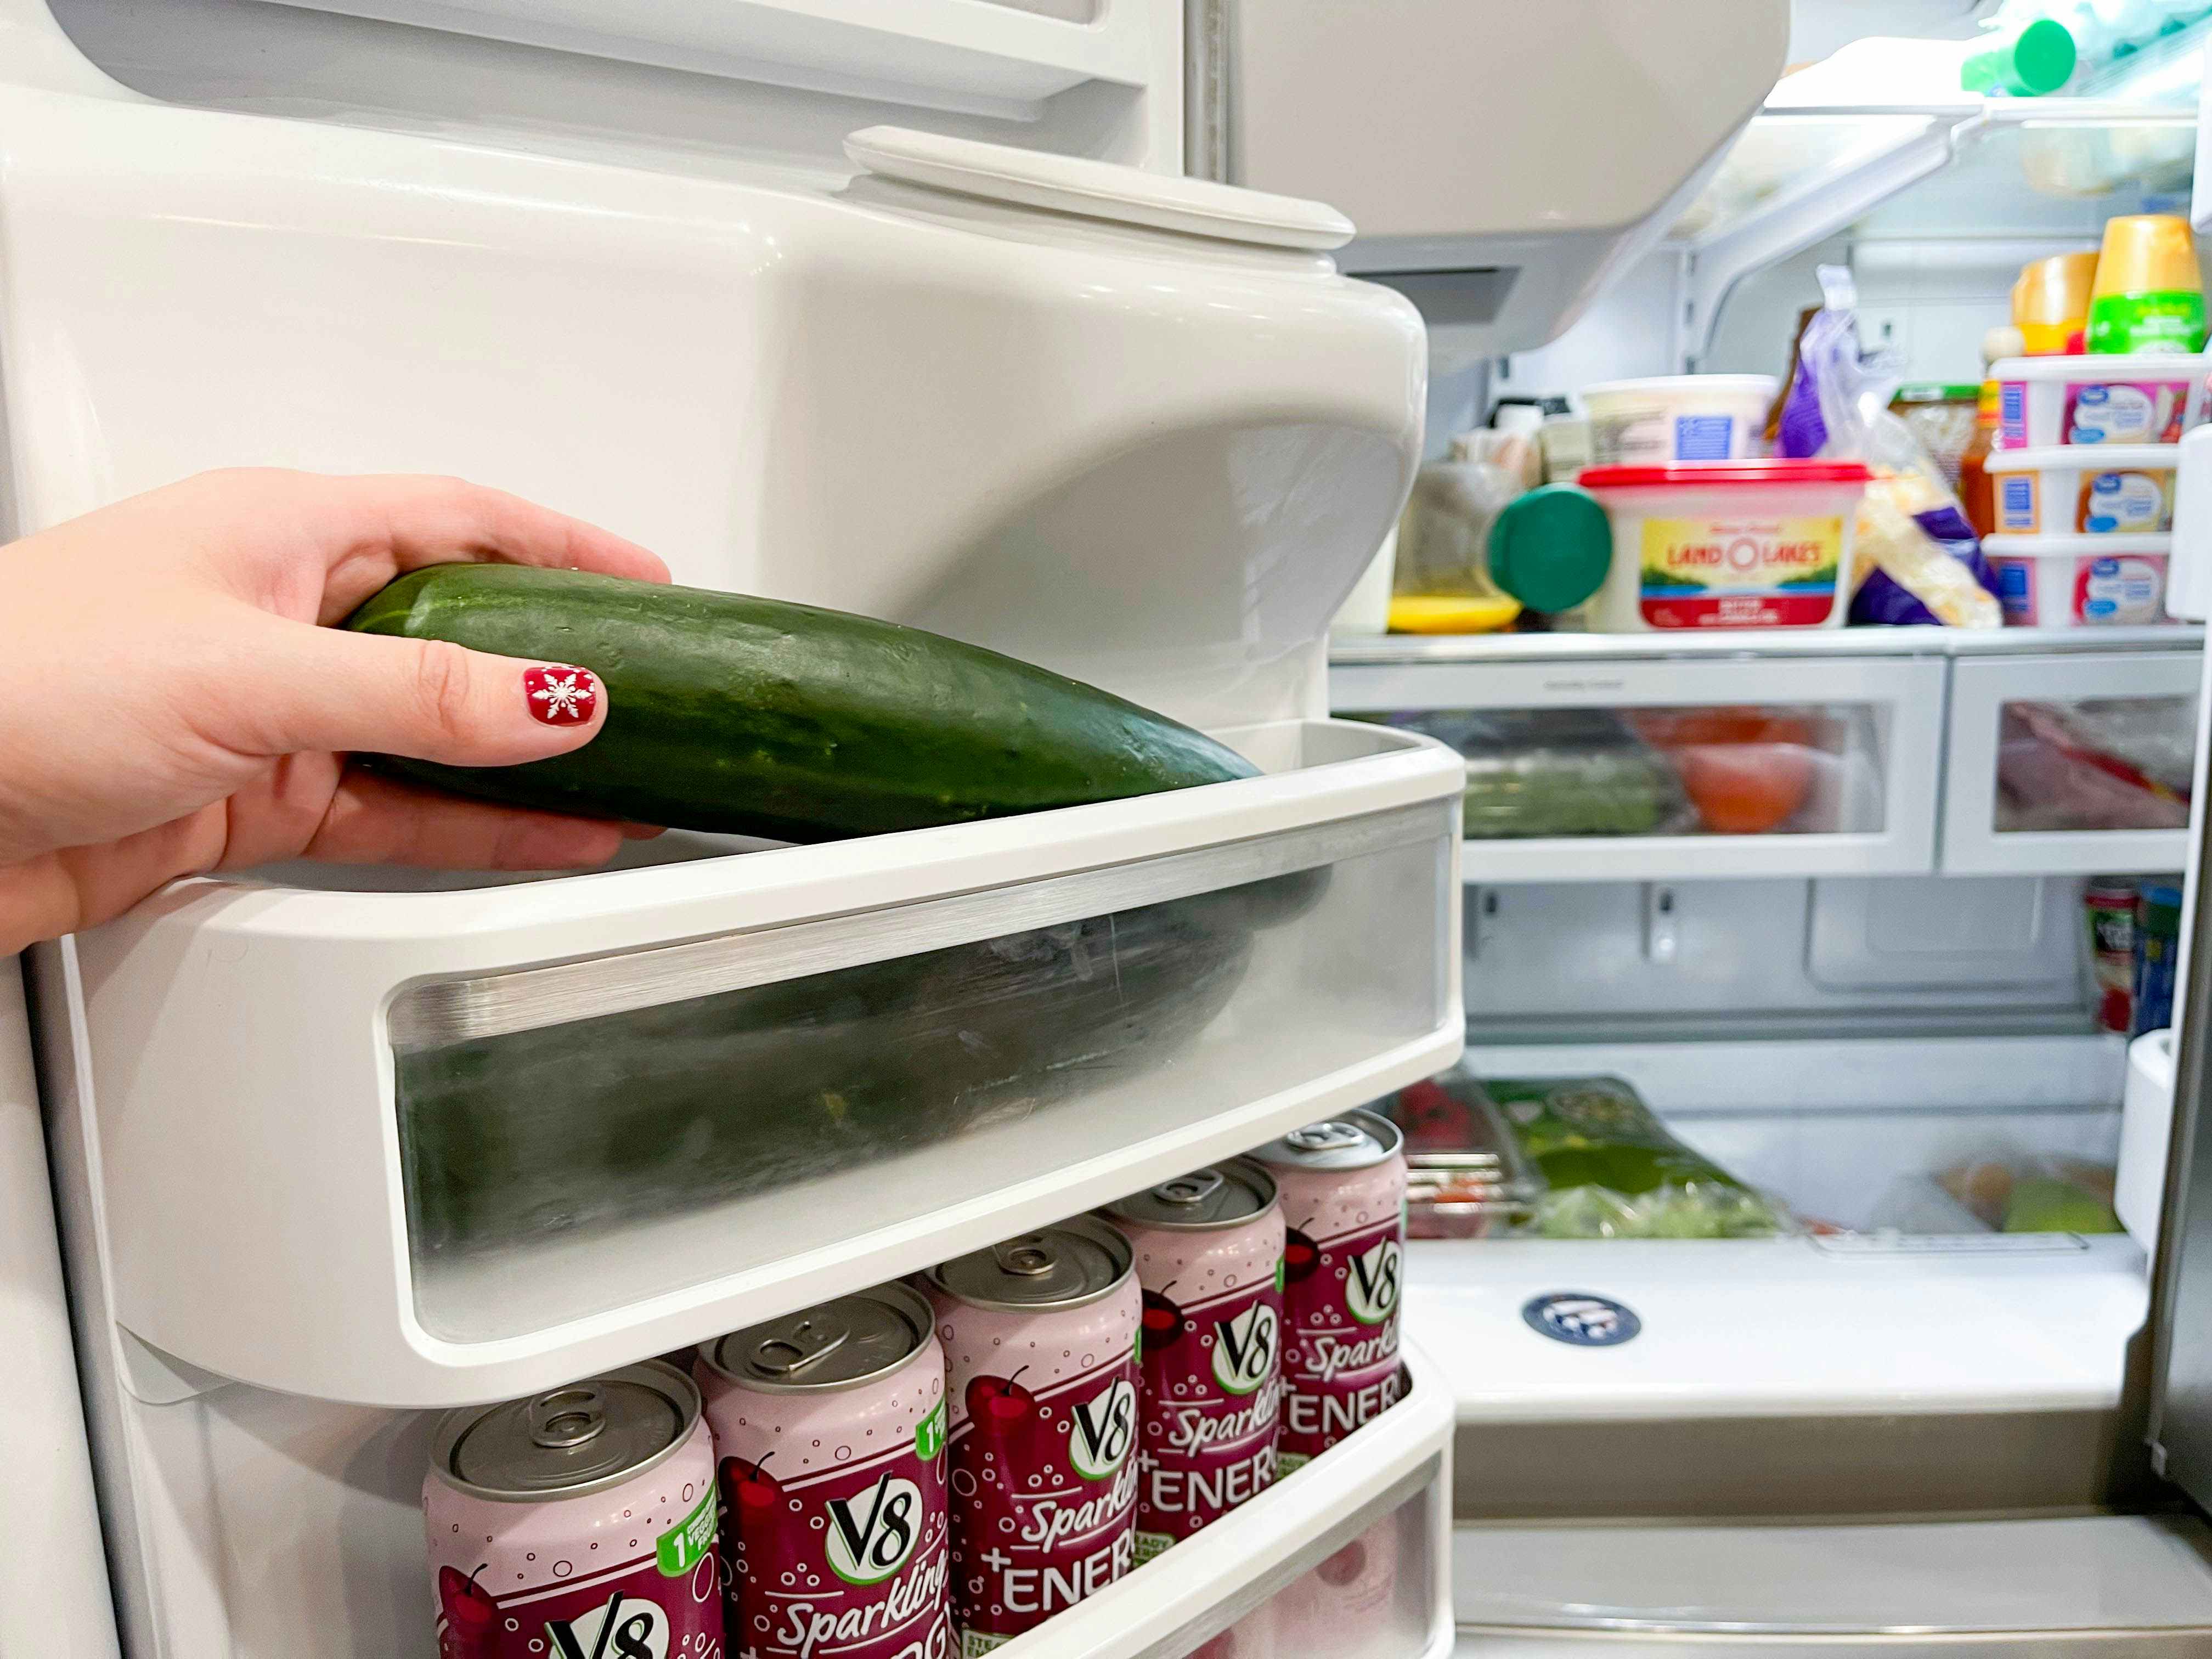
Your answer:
[1522,1293,1641,1348]
[2082,470,2168,534]
[1671,414,1737,462]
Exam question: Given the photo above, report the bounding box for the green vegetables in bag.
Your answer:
[1486,1075,1786,1239]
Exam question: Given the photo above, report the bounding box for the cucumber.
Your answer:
[396,895,1254,1253]
[345,564,1257,840]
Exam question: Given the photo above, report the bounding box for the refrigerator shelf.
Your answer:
[45,717,1464,1407]
[1410,1233,2145,1426]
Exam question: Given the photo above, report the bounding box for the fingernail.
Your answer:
[523,664,599,726]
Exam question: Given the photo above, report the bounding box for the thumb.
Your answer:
[234,619,610,767]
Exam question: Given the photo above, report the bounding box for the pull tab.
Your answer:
[1287,1121,1367,1154]
[754,1315,850,1378]
[527,1384,607,1450]
[1155,1168,1225,1208]
[993,1235,1059,1277]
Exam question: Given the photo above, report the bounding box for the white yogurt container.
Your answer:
[1583,375,1777,466]
[1982,533,2172,628]
[1579,460,1871,633]
[1990,353,2208,450]
[1983,443,2177,535]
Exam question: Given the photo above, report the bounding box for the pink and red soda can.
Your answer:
[697,1283,951,1659]
[1249,1110,1407,1471]
[1104,1160,1285,1558]
[424,1359,725,1659]
[925,1217,1141,1653]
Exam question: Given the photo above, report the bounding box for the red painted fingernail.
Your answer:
[523,664,599,726]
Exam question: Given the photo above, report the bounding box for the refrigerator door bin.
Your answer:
[83,1327,1451,1658]
[49,718,1463,1407]
[1942,650,2201,875]
[1012,1337,1451,1659]
[1331,655,1944,883]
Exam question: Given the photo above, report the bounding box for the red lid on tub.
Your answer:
[1578,460,1874,488]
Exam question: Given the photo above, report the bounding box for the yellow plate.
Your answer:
[1387,595,1523,634]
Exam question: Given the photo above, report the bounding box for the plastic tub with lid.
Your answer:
[1983,533,2171,627]
[1583,375,1777,466]
[1579,461,1872,632]
[1984,444,2177,534]
[1990,353,2209,449]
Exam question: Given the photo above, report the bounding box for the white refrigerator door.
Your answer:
[0,956,120,1656]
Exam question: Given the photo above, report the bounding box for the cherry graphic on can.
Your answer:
[696,1283,951,1659]
[422,1360,725,1659]
[926,1217,1142,1653]
[1107,1160,1286,1559]
[1249,1110,1408,1472]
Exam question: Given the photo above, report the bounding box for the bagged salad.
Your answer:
[1778,267,2004,629]
[1486,1075,1788,1239]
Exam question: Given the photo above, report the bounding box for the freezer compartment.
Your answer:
[55,719,1463,1406]
[1332,655,1944,882]
[1943,650,2201,874]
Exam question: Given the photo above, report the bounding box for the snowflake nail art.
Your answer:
[524,665,598,725]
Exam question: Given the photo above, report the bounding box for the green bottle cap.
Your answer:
[1962,18,2076,97]
[1486,485,1612,614]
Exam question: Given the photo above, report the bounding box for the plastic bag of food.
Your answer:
[1943,1154,2123,1234]
[1382,1073,1543,1239]
[1363,708,1691,838]
[1392,429,1541,600]
[1483,1075,1788,1239]
[1779,267,2003,628]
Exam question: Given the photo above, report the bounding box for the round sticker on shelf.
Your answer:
[1522,1293,1641,1347]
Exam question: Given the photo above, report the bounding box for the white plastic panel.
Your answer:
[1412,1232,2144,1425]
[0,959,120,1658]
[1942,651,2202,874]
[1333,657,1945,883]
[64,720,1463,1406]
[0,78,1422,735]
[243,0,1165,121]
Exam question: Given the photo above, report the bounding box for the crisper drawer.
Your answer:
[53,719,1463,1406]
[1941,651,2200,874]
[1330,656,1945,882]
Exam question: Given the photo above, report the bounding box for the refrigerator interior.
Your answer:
[1373,5,2212,1638]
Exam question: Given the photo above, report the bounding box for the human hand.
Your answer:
[0,469,671,953]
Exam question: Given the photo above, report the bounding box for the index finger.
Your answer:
[307,472,673,621]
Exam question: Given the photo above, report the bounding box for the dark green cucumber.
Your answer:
[345,564,1257,840]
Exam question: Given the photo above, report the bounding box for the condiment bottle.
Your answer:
[2087,215,2207,354]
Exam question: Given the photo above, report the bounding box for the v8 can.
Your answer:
[425,1359,724,1659]
[1249,1110,1407,1472]
[926,1217,1141,1655]
[1105,1161,1284,1559]
[698,1284,951,1659]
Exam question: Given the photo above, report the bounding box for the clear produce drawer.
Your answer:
[1330,655,1944,883]
[1942,650,2201,874]
[53,718,1464,1407]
